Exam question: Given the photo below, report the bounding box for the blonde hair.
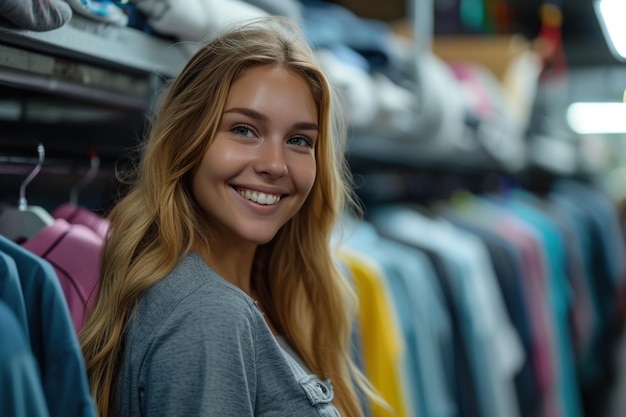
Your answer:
[80,17,370,417]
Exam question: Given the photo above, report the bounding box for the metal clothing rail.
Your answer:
[410,0,433,53]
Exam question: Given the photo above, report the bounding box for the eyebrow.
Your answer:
[223,107,319,131]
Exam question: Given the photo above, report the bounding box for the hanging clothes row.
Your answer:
[336,177,626,417]
[0,200,109,416]
[0,201,108,332]
[4,162,624,417]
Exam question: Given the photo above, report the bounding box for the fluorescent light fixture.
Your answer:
[595,0,626,60]
[567,102,626,134]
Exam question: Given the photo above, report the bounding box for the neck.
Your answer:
[194,241,257,295]
[197,242,279,335]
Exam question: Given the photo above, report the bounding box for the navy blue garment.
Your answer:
[443,212,543,417]
[0,299,49,417]
[551,180,626,413]
[0,236,96,417]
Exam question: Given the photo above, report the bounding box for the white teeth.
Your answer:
[238,189,281,205]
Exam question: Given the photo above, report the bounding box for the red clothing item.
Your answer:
[21,219,103,333]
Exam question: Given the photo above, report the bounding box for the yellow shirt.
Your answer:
[338,248,411,417]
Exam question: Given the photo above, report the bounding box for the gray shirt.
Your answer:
[116,252,341,417]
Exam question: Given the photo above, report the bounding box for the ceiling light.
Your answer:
[595,0,626,60]
[566,102,626,134]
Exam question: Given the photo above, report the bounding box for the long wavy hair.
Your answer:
[79,17,371,417]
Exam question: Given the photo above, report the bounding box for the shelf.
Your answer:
[0,15,190,210]
[0,15,188,77]
[347,134,505,174]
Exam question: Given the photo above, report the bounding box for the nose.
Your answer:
[254,140,288,179]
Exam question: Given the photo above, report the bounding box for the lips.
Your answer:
[237,188,282,205]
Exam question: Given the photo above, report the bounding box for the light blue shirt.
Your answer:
[340,217,455,417]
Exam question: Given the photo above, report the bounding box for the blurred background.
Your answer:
[2,2,626,417]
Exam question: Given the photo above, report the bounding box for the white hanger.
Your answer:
[0,143,54,242]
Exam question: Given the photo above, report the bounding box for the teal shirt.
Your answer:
[506,194,583,417]
[0,300,49,417]
[0,236,96,417]
[0,251,29,340]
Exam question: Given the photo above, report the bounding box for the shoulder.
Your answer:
[130,252,264,344]
[118,255,272,417]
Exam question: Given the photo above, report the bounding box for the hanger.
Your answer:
[69,149,100,206]
[0,143,54,242]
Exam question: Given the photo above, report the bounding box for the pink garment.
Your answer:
[449,62,494,118]
[21,218,103,333]
[52,203,110,239]
[495,214,563,417]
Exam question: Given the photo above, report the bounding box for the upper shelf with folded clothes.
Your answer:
[0,0,302,105]
[0,1,193,172]
[0,12,188,80]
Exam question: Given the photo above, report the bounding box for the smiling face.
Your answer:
[192,64,318,250]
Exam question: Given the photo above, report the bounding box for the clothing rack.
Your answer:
[0,14,186,212]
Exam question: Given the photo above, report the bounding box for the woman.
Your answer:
[80,17,375,417]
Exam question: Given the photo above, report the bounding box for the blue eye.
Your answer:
[288,136,314,147]
[232,125,255,137]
